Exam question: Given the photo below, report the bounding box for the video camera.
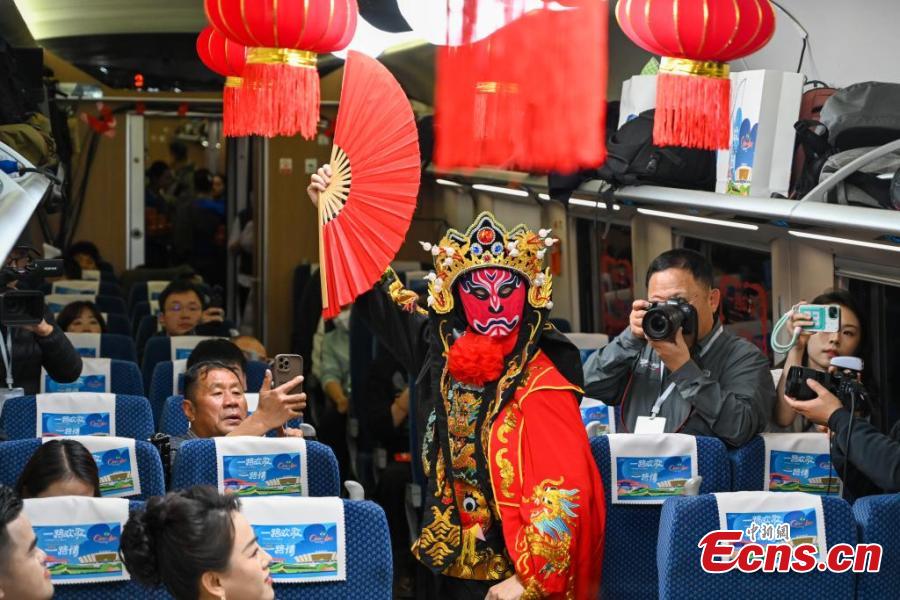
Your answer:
[0,247,63,326]
[785,356,870,415]
[642,298,698,342]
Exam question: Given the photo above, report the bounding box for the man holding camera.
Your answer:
[1,247,82,397]
[584,249,774,447]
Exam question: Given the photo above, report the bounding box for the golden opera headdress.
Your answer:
[419,212,556,314]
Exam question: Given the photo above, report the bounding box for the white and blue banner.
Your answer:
[241,496,346,583]
[215,436,308,498]
[608,433,698,504]
[23,496,130,584]
[41,358,111,394]
[36,392,116,437]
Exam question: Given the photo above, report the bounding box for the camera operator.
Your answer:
[1,247,82,395]
[583,249,774,447]
[785,379,899,498]
[772,290,878,431]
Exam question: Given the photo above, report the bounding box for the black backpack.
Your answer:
[596,109,716,190]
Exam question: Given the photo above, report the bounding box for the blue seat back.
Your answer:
[0,439,165,501]
[591,435,731,600]
[127,281,148,311]
[142,336,172,394]
[109,359,143,396]
[103,312,131,336]
[100,333,138,363]
[171,438,340,497]
[135,313,160,353]
[271,500,392,600]
[95,294,127,315]
[658,494,856,599]
[729,435,765,490]
[131,300,152,332]
[0,395,155,440]
[853,493,900,599]
[50,500,172,600]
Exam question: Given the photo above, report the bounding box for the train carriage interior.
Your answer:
[1,0,899,598]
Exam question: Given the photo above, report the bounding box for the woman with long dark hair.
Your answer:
[773,289,879,430]
[16,439,101,499]
[120,486,274,600]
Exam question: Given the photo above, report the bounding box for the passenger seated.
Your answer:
[64,240,103,272]
[171,361,305,460]
[121,485,274,600]
[0,485,54,600]
[772,290,878,431]
[15,439,101,499]
[57,300,107,334]
[583,249,774,447]
[156,279,231,338]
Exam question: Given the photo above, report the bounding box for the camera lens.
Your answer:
[829,306,838,318]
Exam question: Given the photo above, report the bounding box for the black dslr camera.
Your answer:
[642,299,698,342]
[0,247,64,326]
[785,365,870,414]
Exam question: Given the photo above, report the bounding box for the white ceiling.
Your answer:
[15,0,206,40]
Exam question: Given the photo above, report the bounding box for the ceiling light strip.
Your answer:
[637,208,759,231]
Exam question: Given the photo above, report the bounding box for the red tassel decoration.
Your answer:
[447,329,519,387]
[435,0,608,173]
[241,49,320,139]
[654,63,731,149]
[614,0,776,150]
[223,77,243,137]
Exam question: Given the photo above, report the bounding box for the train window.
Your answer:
[681,236,774,364]
[846,278,900,431]
[576,218,633,335]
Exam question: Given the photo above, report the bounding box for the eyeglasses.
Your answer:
[165,302,201,313]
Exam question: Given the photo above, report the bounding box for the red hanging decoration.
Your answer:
[435,0,608,174]
[81,102,116,138]
[204,0,357,139]
[616,0,776,150]
[196,26,248,137]
[177,103,189,118]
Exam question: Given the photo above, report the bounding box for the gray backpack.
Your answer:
[820,82,900,150]
[818,147,900,209]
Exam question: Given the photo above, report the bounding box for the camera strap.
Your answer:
[649,325,724,419]
[0,328,13,389]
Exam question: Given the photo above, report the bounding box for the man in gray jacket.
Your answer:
[583,249,774,447]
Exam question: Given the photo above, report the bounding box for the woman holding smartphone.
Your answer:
[772,289,876,430]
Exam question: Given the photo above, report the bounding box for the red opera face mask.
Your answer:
[457,268,526,337]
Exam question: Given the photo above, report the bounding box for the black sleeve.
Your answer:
[353,281,429,379]
[36,319,82,384]
[829,408,900,496]
[364,352,404,449]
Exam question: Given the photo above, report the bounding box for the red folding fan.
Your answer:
[318,51,421,319]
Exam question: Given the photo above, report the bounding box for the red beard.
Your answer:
[446,328,519,387]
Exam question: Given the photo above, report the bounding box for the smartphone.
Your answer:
[273,354,304,395]
[797,304,841,333]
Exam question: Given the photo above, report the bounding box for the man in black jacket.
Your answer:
[1,246,82,396]
[785,378,899,498]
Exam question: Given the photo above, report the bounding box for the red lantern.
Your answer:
[204,0,357,139]
[196,26,248,137]
[616,0,776,150]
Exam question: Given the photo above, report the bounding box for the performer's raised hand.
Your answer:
[306,163,332,208]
